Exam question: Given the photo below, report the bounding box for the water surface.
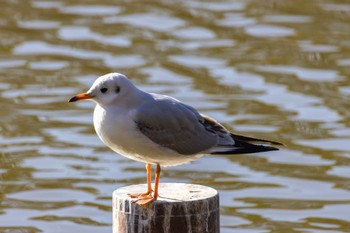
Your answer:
[1,0,350,232]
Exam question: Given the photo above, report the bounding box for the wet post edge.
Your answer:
[112,183,220,233]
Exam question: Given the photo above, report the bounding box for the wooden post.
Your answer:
[113,183,220,233]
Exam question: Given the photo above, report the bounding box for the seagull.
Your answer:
[69,73,282,206]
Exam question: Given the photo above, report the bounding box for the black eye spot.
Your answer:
[100,87,108,93]
[115,86,120,93]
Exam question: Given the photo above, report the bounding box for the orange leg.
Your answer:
[153,164,161,199]
[128,163,153,198]
[132,164,161,207]
[146,163,153,194]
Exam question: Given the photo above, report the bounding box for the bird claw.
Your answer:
[127,190,153,198]
[132,195,157,207]
[128,192,144,198]
[128,192,157,207]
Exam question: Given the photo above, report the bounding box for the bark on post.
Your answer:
[113,183,220,233]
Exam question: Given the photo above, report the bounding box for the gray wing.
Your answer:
[133,95,233,155]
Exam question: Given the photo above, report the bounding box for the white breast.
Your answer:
[93,105,202,166]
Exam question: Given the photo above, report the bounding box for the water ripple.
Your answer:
[2,0,350,233]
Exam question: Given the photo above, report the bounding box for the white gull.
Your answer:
[69,72,282,206]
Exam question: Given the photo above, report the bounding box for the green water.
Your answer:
[1,0,350,232]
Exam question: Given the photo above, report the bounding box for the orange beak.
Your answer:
[68,93,93,102]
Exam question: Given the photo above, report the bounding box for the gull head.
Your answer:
[69,73,141,107]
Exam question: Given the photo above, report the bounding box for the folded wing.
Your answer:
[134,95,218,155]
[134,94,282,156]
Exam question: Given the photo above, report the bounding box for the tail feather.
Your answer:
[210,133,282,155]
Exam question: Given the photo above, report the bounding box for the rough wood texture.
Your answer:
[113,183,220,233]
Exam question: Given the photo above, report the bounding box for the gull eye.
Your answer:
[115,86,120,93]
[100,87,108,93]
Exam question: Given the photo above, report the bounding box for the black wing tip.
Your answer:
[209,132,284,155]
[212,145,279,155]
[267,141,284,146]
[269,141,285,146]
[230,133,284,146]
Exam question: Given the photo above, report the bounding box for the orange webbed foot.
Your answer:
[127,189,153,198]
[128,192,147,198]
[132,194,157,207]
